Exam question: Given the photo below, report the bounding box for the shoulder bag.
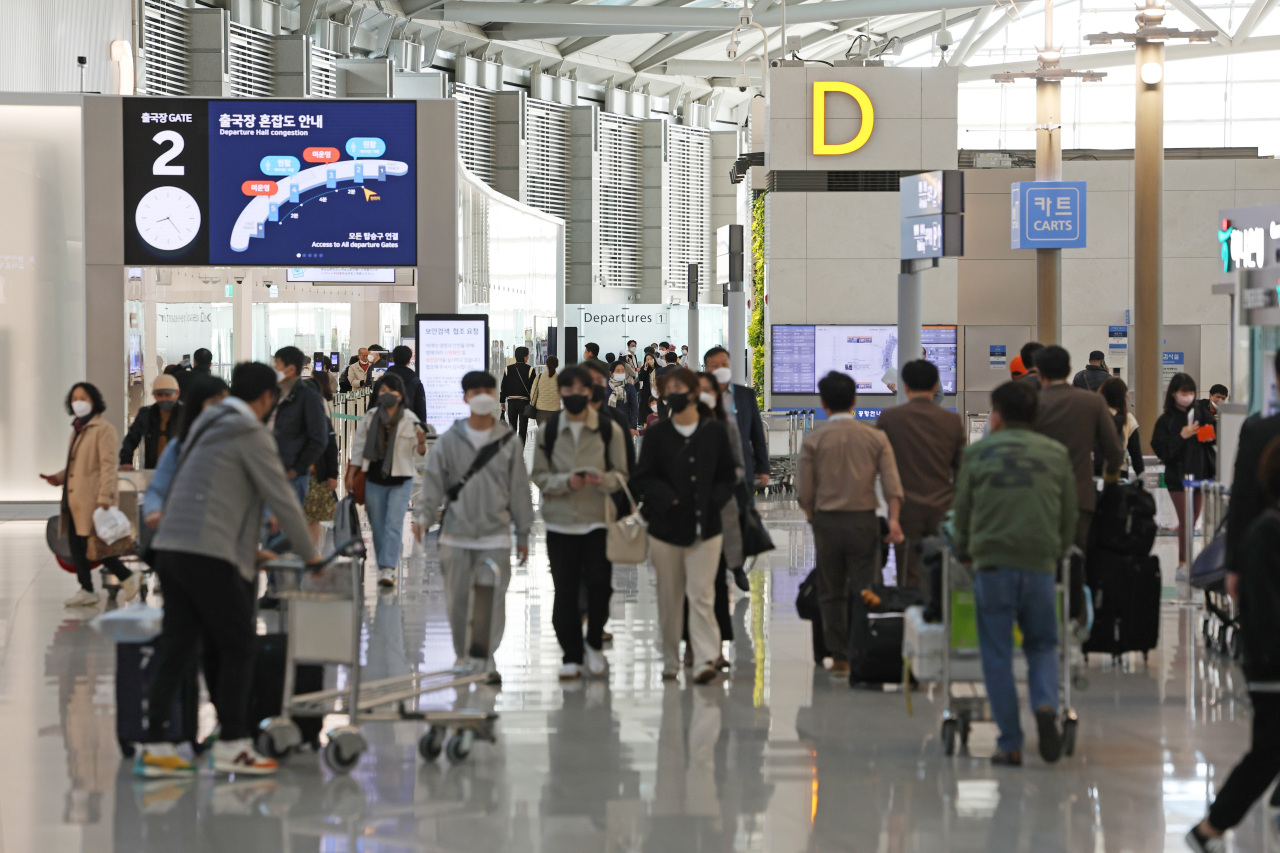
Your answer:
[523,370,540,419]
[605,480,649,565]
[445,433,515,507]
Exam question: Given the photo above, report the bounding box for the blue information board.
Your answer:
[1011,181,1087,249]
[206,101,416,265]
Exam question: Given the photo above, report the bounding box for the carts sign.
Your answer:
[812,82,875,155]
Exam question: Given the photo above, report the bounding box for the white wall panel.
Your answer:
[0,0,132,95]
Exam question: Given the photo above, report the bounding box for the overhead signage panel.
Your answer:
[1011,181,1087,249]
[123,98,417,267]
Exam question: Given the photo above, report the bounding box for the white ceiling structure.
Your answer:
[281,0,1280,121]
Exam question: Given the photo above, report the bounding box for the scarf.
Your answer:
[363,403,404,479]
[609,378,627,406]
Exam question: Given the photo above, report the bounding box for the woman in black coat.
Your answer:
[1150,372,1216,569]
[636,352,658,413]
[632,367,738,684]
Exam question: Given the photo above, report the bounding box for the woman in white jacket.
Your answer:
[344,373,430,587]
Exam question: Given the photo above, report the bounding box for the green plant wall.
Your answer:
[750,192,767,409]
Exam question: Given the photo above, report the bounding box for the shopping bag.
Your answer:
[90,602,164,643]
[605,483,648,565]
[92,506,133,544]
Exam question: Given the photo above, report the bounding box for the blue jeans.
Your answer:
[364,480,413,570]
[290,473,310,506]
[974,567,1059,753]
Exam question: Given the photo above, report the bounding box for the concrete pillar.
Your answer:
[1133,40,1164,452]
[274,34,312,97]
[350,299,380,351]
[1035,78,1062,345]
[896,266,924,406]
[189,8,233,97]
[710,131,739,306]
[567,105,599,304]
[230,271,253,362]
[417,99,457,314]
[640,119,668,304]
[494,90,527,202]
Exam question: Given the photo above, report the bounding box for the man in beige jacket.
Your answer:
[797,371,905,678]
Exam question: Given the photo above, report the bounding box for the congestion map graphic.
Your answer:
[206,101,416,266]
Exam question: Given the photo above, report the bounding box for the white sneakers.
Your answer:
[377,568,396,587]
[64,589,98,608]
[211,739,279,775]
[558,663,582,681]
[585,646,607,677]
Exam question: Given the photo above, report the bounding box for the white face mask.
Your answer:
[1176,392,1195,408]
[275,369,288,383]
[711,367,732,385]
[699,391,717,409]
[70,399,93,418]
[650,403,658,412]
[628,346,636,354]
[611,374,626,385]
[468,393,499,417]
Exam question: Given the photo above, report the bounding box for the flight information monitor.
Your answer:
[123,98,417,266]
[771,324,957,395]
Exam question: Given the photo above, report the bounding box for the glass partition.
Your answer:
[252,302,352,363]
[457,161,562,371]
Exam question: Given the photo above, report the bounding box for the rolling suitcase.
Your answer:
[116,640,199,756]
[848,585,923,685]
[248,633,325,747]
[1083,551,1161,660]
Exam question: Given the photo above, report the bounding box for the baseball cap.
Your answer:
[1089,350,1106,361]
[1009,355,1026,379]
[153,374,180,393]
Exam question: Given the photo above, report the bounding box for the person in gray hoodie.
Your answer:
[137,362,321,780]
[531,366,629,681]
[416,370,533,684]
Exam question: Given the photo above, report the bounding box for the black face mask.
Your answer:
[378,393,399,411]
[156,399,177,413]
[666,392,690,413]
[562,394,589,415]
[591,385,609,404]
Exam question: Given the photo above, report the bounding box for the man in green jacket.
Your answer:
[953,381,1077,768]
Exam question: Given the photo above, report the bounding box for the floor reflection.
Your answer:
[1,505,1275,852]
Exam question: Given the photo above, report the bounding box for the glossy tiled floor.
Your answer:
[0,496,1272,852]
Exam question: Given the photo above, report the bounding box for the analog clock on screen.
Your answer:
[135,186,201,251]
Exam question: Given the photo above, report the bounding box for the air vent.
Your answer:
[141,0,192,96]
[767,170,909,192]
[598,114,644,290]
[667,125,711,294]
[455,83,497,188]
[228,21,275,98]
[526,98,572,266]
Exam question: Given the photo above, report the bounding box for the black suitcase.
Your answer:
[116,641,199,756]
[1084,551,1161,659]
[248,633,325,746]
[848,585,923,685]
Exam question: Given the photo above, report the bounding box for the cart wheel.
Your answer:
[1061,717,1078,757]
[445,730,474,765]
[322,726,366,774]
[257,717,302,760]
[119,738,137,758]
[941,719,958,756]
[419,727,445,762]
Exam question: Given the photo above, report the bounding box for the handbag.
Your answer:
[350,470,367,506]
[87,529,134,561]
[740,502,775,558]
[605,481,649,565]
[523,374,541,419]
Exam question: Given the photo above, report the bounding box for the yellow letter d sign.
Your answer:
[812,82,875,155]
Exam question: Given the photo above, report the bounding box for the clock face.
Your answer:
[135,186,202,251]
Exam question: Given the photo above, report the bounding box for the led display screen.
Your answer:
[771,324,957,396]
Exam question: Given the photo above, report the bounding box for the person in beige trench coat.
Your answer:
[41,382,139,608]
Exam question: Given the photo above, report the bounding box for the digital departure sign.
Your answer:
[123,98,417,267]
[771,324,957,396]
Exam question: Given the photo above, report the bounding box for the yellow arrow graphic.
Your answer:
[363,187,380,201]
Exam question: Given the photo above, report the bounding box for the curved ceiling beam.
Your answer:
[441,0,991,30]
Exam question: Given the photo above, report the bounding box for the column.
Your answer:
[274,35,312,98]
[1035,77,1062,344]
[189,8,232,97]
[567,105,599,304]
[640,119,668,304]
[494,90,528,202]
[1133,40,1164,451]
[231,271,254,362]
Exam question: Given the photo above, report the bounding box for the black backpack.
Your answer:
[541,411,615,472]
[1091,481,1158,558]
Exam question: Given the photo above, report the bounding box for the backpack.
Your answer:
[1091,481,1158,558]
[541,411,615,472]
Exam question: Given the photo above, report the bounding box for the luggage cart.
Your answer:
[763,409,815,494]
[110,472,153,602]
[1191,480,1239,658]
[258,541,500,773]
[927,540,1083,758]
